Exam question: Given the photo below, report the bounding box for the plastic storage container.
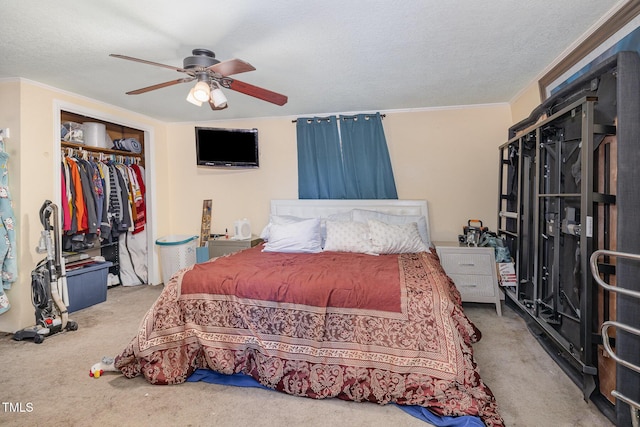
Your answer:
[156,235,198,283]
[82,122,107,147]
[65,261,113,313]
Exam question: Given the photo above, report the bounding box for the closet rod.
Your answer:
[61,142,142,161]
[62,147,141,165]
[292,113,385,123]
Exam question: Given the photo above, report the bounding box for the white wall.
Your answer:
[0,78,512,333]
[510,81,542,124]
[0,79,167,333]
[163,104,512,244]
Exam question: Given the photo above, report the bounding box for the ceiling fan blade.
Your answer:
[224,78,288,106]
[207,58,256,76]
[110,54,186,72]
[126,77,194,95]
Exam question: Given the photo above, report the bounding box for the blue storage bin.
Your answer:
[65,261,113,313]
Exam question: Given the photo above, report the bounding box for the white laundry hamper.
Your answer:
[155,235,198,283]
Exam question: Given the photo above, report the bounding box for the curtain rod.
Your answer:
[292,114,385,123]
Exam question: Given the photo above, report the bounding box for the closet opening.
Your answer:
[55,105,157,288]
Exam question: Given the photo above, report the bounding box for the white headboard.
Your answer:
[270,199,431,243]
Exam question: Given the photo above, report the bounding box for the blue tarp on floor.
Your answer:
[187,369,484,427]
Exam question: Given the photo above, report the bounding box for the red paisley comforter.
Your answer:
[115,246,503,426]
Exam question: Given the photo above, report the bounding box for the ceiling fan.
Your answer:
[110,48,288,110]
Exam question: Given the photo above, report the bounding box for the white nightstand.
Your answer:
[208,236,263,258]
[434,241,502,316]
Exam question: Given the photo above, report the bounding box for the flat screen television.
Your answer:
[195,127,259,168]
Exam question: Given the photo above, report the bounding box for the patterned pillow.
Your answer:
[323,220,376,254]
[351,209,431,248]
[367,219,429,254]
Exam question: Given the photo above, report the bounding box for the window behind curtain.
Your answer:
[296,112,397,199]
[296,116,347,199]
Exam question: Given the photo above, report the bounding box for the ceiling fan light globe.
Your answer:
[186,88,203,106]
[193,81,211,102]
[187,88,202,107]
[211,88,228,108]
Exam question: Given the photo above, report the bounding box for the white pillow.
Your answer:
[367,219,429,254]
[262,217,322,253]
[259,212,353,244]
[260,215,307,241]
[323,220,376,254]
[351,209,430,247]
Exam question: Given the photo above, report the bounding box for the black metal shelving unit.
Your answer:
[498,96,617,412]
[501,50,640,427]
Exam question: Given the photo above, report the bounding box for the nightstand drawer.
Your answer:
[434,241,502,316]
[208,237,263,258]
[448,273,497,298]
[438,251,494,275]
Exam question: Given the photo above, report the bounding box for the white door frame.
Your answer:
[53,100,159,285]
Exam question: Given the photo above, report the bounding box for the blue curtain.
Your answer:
[340,113,397,199]
[296,116,347,199]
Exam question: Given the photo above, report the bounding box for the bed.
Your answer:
[114,200,503,426]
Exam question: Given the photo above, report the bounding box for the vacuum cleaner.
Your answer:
[13,200,77,343]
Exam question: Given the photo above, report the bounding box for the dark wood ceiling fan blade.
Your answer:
[207,58,256,76]
[225,79,288,106]
[110,54,186,72]
[126,77,194,95]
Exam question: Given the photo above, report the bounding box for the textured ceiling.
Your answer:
[0,0,623,122]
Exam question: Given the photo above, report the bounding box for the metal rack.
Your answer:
[499,50,640,426]
[591,249,640,427]
[497,126,536,305]
[498,96,617,401]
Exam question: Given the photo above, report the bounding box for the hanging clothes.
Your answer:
[61,150,147,286]
[118,228,147,286]
[107,163,125,235]
[0,140,17,314]
[115,162,147,286]
[65,157,86,235]
[98,162,112,240]
[76,158,99,234]
[114,163,133,233]
[61,166,71,231]
[130,164,146,234]
[89,160,105,234]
